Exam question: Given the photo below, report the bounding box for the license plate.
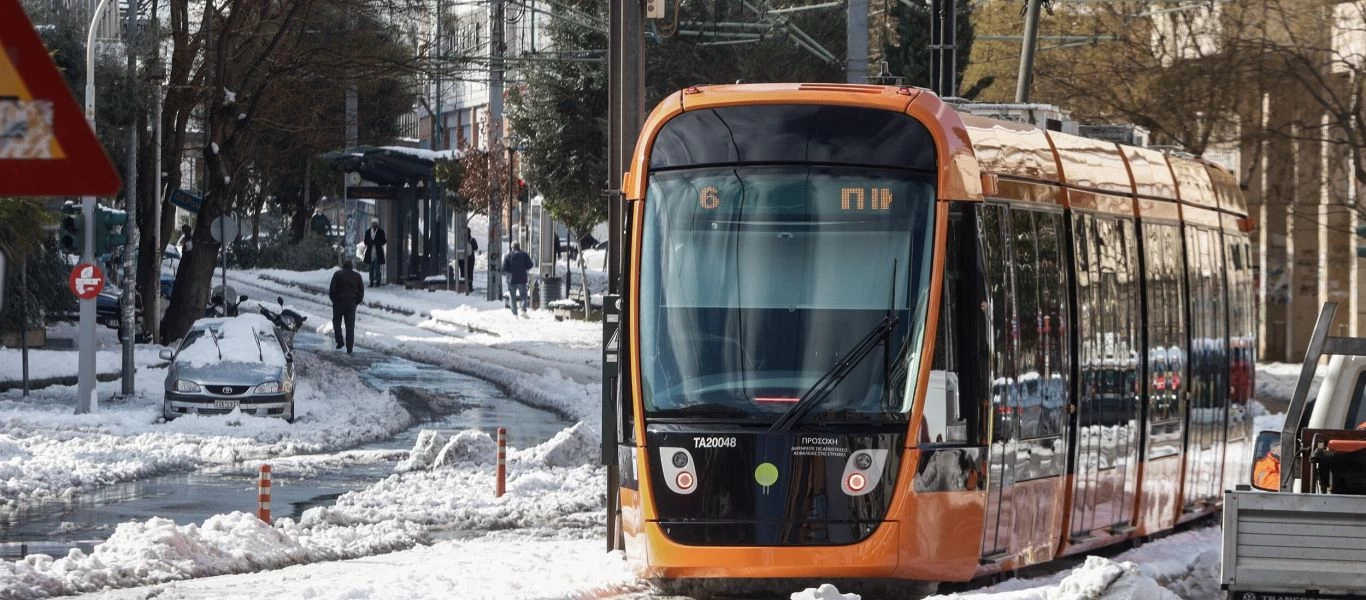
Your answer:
[214,400,239,409]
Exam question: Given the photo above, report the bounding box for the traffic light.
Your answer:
[93,204,128,256]
[59,203,85,256]
[1358,224,1366,259]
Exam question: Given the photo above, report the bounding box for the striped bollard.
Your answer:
[257,464,272,523]
[496,427,507,497]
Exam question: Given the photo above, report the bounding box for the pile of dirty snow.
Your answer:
[0,512,425,599]
[300,425,605,534]
[1257,362,1322,405]
[919,527,1222,599]
[792,583,861,600]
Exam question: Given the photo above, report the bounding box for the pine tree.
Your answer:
[507,0,609,315]
[883,0,990,98]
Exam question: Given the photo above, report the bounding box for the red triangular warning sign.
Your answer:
[0,0,121,197]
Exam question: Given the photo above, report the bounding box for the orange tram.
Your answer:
[599,83,1256,589]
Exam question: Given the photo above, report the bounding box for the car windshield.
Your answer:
[175,316,287,368]
[638,165,937,422]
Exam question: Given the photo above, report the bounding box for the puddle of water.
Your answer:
[1,333,572,558]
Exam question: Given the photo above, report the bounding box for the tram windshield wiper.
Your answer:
[768,315,898,432]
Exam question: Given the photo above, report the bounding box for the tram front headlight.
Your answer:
[676,471,695,490]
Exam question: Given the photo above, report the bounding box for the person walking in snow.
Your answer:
[329,260,365,353]
[464,227,478,295]
[363,219,387,287]
[177,224,193,255]
[502,242,534,317]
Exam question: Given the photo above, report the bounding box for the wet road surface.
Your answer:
[0,332,570,559]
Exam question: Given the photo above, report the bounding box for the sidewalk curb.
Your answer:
[0,371,121,394]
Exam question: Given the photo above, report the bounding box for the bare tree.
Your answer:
[160,0,431,342]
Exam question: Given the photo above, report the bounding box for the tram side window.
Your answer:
[1225,234,1248,441]
[1209,231,1230,445]
[1013,210,1043,439]
[923,204,986,445]
[1186,227,1214,451]
[981,204,1016,445]
[1073,214,1098,433]
[1035,211,1069,438]
[1119,219,1142,426]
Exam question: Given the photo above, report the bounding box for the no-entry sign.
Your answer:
[69,263,105,300]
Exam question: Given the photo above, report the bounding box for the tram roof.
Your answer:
[631,83,1249,223]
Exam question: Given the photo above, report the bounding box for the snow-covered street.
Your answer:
[0,266,1308,598]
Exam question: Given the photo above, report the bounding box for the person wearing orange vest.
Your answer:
[1254,442,1281,491]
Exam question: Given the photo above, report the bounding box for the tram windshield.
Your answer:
[639,166,937,422]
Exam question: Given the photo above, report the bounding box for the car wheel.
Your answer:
[162,402,177,422]
[283,402,295,424]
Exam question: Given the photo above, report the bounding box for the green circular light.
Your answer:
[754,462,779,487]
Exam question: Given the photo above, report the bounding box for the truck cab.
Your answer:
[1224,303,1366,599]
[1306,355,1366,432]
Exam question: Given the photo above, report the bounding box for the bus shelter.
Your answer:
[319,146,467,289]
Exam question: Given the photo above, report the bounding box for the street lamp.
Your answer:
[74,0,115,414]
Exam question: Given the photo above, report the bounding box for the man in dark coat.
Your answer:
[466,227,478,295]
[329,260,365,353]
[502,242,534,317]
[363,219,387,287]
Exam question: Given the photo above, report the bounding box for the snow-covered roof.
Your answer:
[378,146,464,162]
[177,314,286,368]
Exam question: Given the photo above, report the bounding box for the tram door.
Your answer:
[1068,215,1142,538]
[979,204,1017,560]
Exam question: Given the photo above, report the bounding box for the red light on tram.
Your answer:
[684,86,701,95]
[847,472,867,492]
[896,87,914,96]
[677,471,695,490]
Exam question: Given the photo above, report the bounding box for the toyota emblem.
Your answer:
[221,387,232,394]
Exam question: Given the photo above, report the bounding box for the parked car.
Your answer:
[96,274,174,341]
[159,314,297,422]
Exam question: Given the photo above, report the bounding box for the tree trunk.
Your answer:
[580,258,591,320]
[135,105,162,338]
[162,90,235,342]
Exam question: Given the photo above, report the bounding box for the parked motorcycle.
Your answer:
[258,296,307,347]
[206,285,247,318]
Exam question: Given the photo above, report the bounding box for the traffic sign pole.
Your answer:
[74,0,118,414]
[76,203,96,415]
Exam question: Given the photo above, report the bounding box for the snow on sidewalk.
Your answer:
[80,537,645,600]
[0,353,411,507]
[0,347,165,385]
[0,512,424,599]
[1257,361,1323,406]
[824,527,1225,600]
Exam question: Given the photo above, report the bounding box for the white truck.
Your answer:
[1221,302,1366,600]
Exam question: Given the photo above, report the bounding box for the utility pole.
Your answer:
[487,0,505,302]
[80,0,115,414]
[1015,0,1043,103]
[345,5,359,264]
[435,0,444,153]
[150,81,162,344]
[929,0,958,97]
[605,0,645,554]
[846,0,868,83]
[120,0,140,396]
